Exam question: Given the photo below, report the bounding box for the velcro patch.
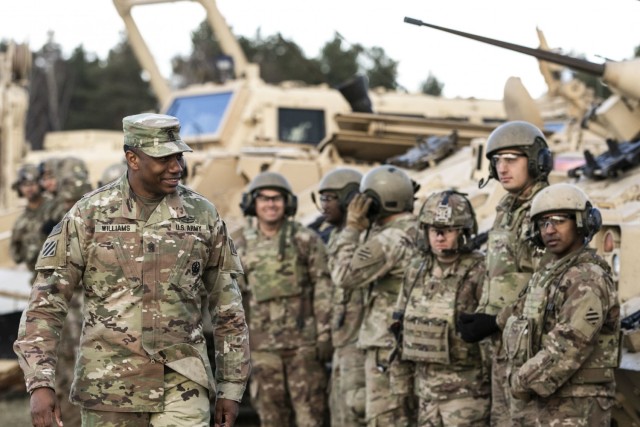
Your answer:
[41,240,58,258]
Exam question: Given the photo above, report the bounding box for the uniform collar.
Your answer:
[116,174,188,223]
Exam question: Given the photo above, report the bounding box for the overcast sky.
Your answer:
[2,0,638,100]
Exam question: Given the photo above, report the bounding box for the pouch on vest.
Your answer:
[402,317,450,365]
[503,316,533,369]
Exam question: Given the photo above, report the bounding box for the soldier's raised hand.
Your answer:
[346,194,372,231]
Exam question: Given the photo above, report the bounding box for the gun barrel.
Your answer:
[403,17,605,77]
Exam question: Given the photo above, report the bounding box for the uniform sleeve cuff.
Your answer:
[216,382,247,402]
[26,377,56,394]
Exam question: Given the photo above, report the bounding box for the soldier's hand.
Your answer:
[214,398,240,427]
[30,387,62,427]
[346,194,372,231]
[316,339,333,362]
[457,312,499,343]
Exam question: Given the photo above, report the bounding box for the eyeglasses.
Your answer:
[255,194,284,203]
[490,152,527,167]
[427,226,461,236]
[319,194,338,203]
[536,214,574,230]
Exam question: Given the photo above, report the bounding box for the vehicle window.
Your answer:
[278,108,325,145]
[165,92,233,137]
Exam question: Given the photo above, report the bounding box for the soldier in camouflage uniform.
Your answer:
[53,169,94,427]
[318,168,367,427]
[457,121,551,426]
[501,183,619,426]
[38,157,61,197]
[9,164,56,281]
[332,165,419,427]
[49,157,92,222]
[394,191,489,426]
[14,113,250,427]
[235,172,331,427]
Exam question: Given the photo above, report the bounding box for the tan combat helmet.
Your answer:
[241,172,297,216]
[360,165,414,218]
[419,190,478,252]
[98,162,128,187]
[12,164,40,197]
[485,120,552,182]
[530,183,602,246]
[317,168,363,213]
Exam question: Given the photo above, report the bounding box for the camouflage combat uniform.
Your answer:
[14,175,250,422]
[327,228,367,427]
[398,251,490,427]
[236,220,331,427]
[477,181,547,426]
[501,248,619,427]
[9,198,55,275]
[332,213,419,427]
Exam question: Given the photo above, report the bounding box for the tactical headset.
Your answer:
[488,137,553,182]
[419,190,479,253]
[530,201,602,249]
[240,189,298,217]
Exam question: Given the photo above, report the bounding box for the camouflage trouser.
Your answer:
[535,396,613,427]
[364,348,416,427]
[80,370,209,427]
[418,396,490,427]
[56,288,83,427]
[330,343,366,427]
[250,347,327,427]
[489,358,511,427]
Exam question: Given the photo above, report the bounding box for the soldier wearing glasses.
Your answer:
[501,183,619,426]
[457,121,552,426]
[317,168,367,427]
[394,190,490,426]
[236,172,331,427]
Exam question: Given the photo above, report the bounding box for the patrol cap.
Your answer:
[123,113,193,158]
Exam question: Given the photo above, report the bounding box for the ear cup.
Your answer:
[285,194,298,216]
[340,190,359,213]
[528,138,552,179]
[239,192,256,216]
[583,203,602,237]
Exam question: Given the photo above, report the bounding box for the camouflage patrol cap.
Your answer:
[123,113,192,158]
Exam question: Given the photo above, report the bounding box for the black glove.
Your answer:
[457,312,499,343]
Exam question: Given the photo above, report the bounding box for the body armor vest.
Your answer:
[402,253,483,365]
[480,182,546,315]
[504,249,619,387]
[243,222,306,302]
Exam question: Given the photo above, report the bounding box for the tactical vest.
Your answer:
[480,182,546,315]
[504,249,619,387]
[402,254,483,366]
[243,222,306,303]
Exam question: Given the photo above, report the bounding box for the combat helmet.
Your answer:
[240,172,298,216]
[98,162,128,187]
[360,165,414,219]
[485,120,552,181]
[12,164,41,197]
[530,183,601,247]
[419,190,478,252]
[317,168,363,212]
